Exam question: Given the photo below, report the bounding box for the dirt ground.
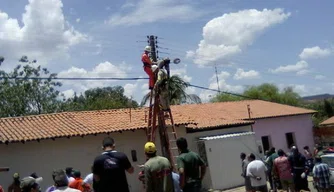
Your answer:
[208,176,317,192]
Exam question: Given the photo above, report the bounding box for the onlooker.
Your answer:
[82,167,93,192]
[65,168,75,183]
[20,176,43,192]
[304,146,314,173]
[273,149,294,192]
[176,137,206,192]
[8,173,21,192]
[288,147,309,191]
[69,170,90,192]
[240,153,253,192]
[52,169,80,192]
[246,153,268,192]
[92,137,134,192]
[143,142,174,192]
[265,147,279,191]
[172,172,182,192]
[313,156,331,192]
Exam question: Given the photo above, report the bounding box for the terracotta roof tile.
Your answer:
[319,116,334,126]
[0,100,316,143]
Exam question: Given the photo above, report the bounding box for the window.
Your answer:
[131,150,137,162]
[197,140,208,165]
[261,136,271,152]
[285,132,296,149]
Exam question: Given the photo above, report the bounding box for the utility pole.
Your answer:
[247,104,253,132]
[147,35,170,160]
[214,63,220,93]
[148,35,158,62]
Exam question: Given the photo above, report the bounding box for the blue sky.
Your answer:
[0,0,334,103]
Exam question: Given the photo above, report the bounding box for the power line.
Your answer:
[0,76,257,100]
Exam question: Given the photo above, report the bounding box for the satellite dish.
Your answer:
[173,58,181,64]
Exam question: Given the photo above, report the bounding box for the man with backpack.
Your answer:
[92,137,134,192]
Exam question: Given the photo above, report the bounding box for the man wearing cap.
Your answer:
[142,45,156,90]
[20,176,43,192]
[143,142,174,192]
[8,173,21,192]
[51,169,80,192]
[92,137,134,192]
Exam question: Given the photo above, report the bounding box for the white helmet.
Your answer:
[145,46,151,52]
[151,65,158,72]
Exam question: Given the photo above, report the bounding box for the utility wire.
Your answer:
[0,76,256,99]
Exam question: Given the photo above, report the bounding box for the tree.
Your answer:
[211,93,245,102]
[62,86,138,111]
[324,99,334,118]
[140,75,201,106]
[211,83,301,106]
[0,56,62,117]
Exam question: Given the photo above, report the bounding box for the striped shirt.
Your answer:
[313,163,331,189]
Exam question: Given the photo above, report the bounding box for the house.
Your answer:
[314,116,334,145]
[0,100,315,191]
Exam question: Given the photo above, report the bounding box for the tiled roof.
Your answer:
[0,109,192,144]
[172,100,316,121]
[0,100,316,143]
[319,116,334,126]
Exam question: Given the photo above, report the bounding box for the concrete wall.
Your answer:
[253,114,315,154]
[0,125,251,192]
[204,133,258,190]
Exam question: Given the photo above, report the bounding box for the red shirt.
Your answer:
[69,178,90,192]
[274,156,292,180]
[142,53,152,66]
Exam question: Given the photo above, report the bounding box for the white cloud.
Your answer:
[0,0,88,63]
[269,60,308,73]
[233,68,260,80]
[315,75,326,80]
[76,18,80,23]
[107,0,203,26]
[58,61,130,91]
[299,46,332,60]
[200,71,244,102]
[170,67,192,82]
[187,8,291,66]
[62,89,75,99]
[296,69,310,76]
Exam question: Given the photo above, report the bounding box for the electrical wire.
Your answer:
[0,76,255,99]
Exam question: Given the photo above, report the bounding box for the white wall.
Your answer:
[203,133,259,190]
[0,124,251,192]
[0,131,148,192]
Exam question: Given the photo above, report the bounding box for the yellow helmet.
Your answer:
[144,142,156,154]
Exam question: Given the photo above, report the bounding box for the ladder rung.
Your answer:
[171,147,178,150]
[169,140,176,142]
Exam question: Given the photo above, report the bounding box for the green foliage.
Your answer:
[303,99,334,126]
[141,75,201,106]
[211,93,245,103]
[0,56,62,117]
[62,86,138,111]
[211,83,301,106]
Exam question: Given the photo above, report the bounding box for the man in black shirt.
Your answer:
[93,137,134,192]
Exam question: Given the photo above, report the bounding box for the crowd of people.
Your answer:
[240,145,331,192]
[3,136,206,192]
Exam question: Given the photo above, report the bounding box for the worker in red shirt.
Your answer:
[142,46,156,90]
